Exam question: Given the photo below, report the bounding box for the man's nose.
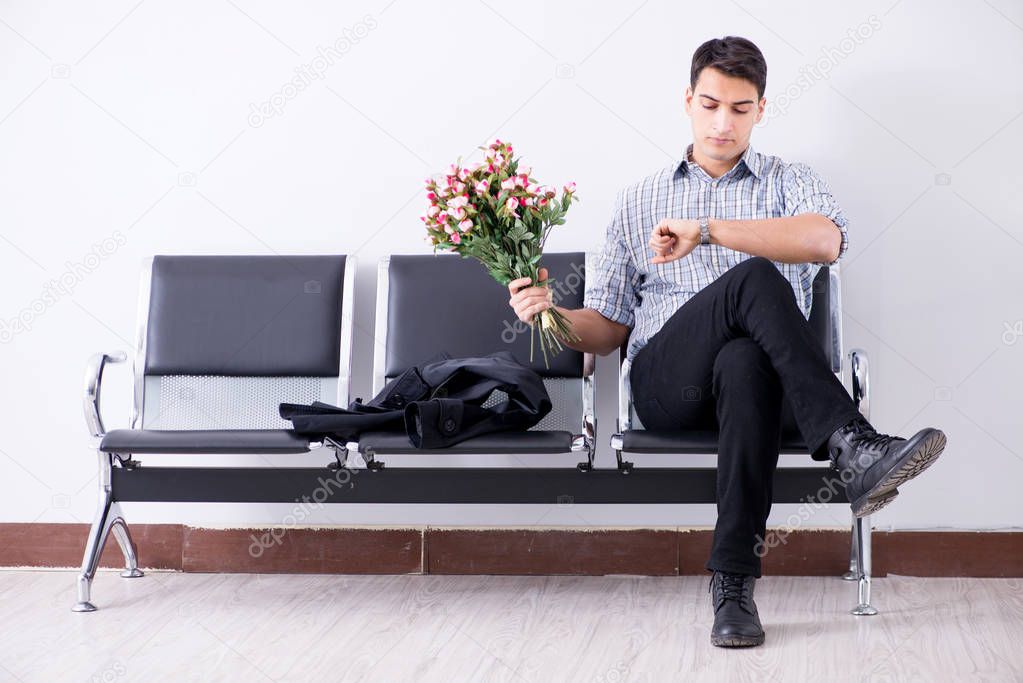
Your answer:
[714,109,734,134]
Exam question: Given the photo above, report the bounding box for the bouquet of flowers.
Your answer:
[421,139,581,368]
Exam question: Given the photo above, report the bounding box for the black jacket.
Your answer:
[278,350,552,448]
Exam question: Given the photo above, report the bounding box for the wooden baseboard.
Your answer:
[1,524,1020,577]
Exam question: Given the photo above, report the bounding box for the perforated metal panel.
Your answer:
[385,376,583,434]
[141,375,336,430]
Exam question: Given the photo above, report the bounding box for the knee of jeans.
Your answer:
[712,338,772,391]
[738,255,786,284]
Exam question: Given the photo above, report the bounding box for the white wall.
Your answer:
[1,0,1021,532]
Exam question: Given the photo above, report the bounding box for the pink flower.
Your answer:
[475,180,490,193]
[505,197,518,216]
[453,181,465,193]
[437,212,448,223]
[427,205,440,217]
[426,192,436,200]
[447,164,459,177]
[453,207,467,221]
[448,195,468,209]
[564,182,576,194]
[458,219,472,231]
[450,232,461,244]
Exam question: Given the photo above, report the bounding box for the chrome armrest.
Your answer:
[83,351,127,439]
[849,348,870,421]
[828,265,844,374]
[618,356,633,432]
[581,352,596,445]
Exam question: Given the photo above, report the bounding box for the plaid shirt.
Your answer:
[584,142,849,364]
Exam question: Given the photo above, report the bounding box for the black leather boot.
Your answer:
[826,416,947,517]
[709,571,765,647]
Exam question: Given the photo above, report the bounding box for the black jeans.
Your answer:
[629,256,865,578]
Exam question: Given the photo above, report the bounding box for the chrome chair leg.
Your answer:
[73,451,141,612]
[73,474,114,612]
[851,514,878,615]
[110,518,144,579]
[842,511,858,580]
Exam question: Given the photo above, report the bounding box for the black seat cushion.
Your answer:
[357,430,574,454]
[621,429,808,454]
[100,429,311,454]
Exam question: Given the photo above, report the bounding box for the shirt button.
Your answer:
[443,417,456,433]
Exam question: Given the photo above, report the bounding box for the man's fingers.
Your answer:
[522,300,550,321]
[508,276,532,295]
[509,268,549,295]
[651,251,680,265]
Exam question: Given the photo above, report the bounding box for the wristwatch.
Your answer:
[698,216,711,245]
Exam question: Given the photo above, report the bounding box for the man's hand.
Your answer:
[650,218,700,265]
[507,267,551,324]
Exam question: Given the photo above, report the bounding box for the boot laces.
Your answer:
[712,572,752,606]
[847,420,897,452]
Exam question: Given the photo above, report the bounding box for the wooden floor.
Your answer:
[1,571,1021,682]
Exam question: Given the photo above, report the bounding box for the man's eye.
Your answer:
[702,105,716,110]
[734,109,750,115]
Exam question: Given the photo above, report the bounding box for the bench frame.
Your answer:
[75,256,877,617]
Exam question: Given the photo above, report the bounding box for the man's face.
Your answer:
[684,67,765,162]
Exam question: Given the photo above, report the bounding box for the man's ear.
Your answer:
[683,86,693,115]
[754,96,766,124]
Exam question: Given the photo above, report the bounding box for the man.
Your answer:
[507,36,947,648]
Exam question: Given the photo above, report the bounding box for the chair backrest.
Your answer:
[132,255,355,430]
[623,264,842,430]
[374,252,593,434]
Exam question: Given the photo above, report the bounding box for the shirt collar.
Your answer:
[676,142,763,180]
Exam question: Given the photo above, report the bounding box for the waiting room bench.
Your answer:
[77,253,874,615]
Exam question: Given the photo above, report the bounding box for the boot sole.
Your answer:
[851,428,947,517]
[711,633,765,647]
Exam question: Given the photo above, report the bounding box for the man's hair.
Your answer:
[690,36,767,100]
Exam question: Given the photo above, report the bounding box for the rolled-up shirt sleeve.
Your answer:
[584,190,640,328]
[782,162,849,266]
